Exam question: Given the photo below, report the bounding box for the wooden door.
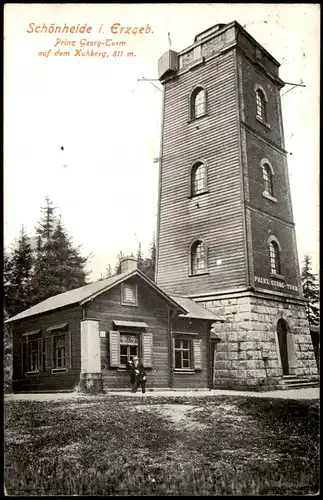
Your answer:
[277,319,289,375]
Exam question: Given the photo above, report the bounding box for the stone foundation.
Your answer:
[79,373,103,394]
[200,292,318,391]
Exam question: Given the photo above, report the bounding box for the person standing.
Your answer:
[128,356,147,393]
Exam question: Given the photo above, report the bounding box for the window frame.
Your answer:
[267,236,284,279]
[46,323,70,374]
[121,282,138,307]
[189,239,209,276]
[174,338,193,370]
[53,332,67,369]
[21,330,42,375]
[189,86,207,121]
[28,337,40,372]
[260,158,277,202]
[189,161,208,197]
[119,332,140,368]
[254,84,271,128]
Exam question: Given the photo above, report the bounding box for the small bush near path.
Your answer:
[4,395,319,495]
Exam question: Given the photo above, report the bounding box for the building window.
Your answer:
[21,331,42,373]
[191,161,207,196]
[119,333,139,366]
[256,88,267,122]
[190,87,206,120]
[262,163,274,196]
[27,338,40,372]
[191,240,207,275]
[121,282,138,306]
[53,334,66,368]
[174,339,192,369]
[269,241,281,275]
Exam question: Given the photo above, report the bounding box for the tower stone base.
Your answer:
[199,291,319,391]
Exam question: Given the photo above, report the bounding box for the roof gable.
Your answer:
[5,269,187,323]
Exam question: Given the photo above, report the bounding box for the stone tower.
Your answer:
[155,21,318,390]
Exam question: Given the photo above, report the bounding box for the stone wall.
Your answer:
[200,293,318,391]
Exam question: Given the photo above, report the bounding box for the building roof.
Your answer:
[5,272,130,323]
[170,295,225,322]
[5,270,224,324]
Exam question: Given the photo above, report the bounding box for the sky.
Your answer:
[4,3,320,281]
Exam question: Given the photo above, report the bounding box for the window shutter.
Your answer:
[109,330,120,368]
[141,332,153,368]
[193,339,202,370]
[45,336,53,370]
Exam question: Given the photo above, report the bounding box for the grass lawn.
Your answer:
[4,394,319,495]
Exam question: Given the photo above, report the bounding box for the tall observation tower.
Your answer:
[155,22,318,390]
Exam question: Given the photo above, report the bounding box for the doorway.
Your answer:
[277,319,289,375]
[310,328,320,372]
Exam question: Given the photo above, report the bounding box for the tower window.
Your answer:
[256,89,267,122]
[190,240,207,275]
[190,87,206,120]
[269,241,281,275]
[191,162,207,196]
[262,163,274,196]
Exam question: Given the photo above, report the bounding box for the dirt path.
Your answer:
[4,387,319,402]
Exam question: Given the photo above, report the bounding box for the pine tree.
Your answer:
[99,264,112,280]
[138,235,156,281]
[106,235,156,280]
[31,198,89,304]
[36,195,57,243]
[136,242,144,270]
[49,217,89,294]
[149,233,156,279]
[31,196,59,303]
[4,226,34,316]
[115,251,124,275]
[301,254,320,326]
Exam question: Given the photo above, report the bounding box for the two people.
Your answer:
[128,356,147,393]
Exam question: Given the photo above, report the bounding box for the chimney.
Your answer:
[120,256,138,273]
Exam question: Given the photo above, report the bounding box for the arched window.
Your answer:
[190,87,206,119]
[256,88,267,122]
[269,240,281,275]
[262,162,274,196]
[191,240,207,275]
[191,161,207,196]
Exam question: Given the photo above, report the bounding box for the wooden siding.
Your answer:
[12,305,82,392]
[172,318,211,389]
[87,277,170,389]
[156,50,247,296]
[87,277,211,390]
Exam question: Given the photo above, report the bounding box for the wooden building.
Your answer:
[155,21,319,390]
[6,257,224,393]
